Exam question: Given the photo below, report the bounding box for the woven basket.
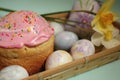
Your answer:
[22,12,120,80]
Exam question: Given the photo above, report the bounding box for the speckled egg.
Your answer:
[45,50,73,70]
[0,65,29,80]
[50,22,64,35]
[55,31,79,51]
[71,39,95,60]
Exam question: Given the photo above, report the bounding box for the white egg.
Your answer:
[71,39,95,60]
[55,31,79,51]
[45,50,73,70]
[0,65,29,80]
[50,22,64,35]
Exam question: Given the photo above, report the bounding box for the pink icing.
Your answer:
[0,11,54,48]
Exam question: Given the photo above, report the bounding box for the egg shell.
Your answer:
[71,39,95,60]
[50,22,64,35]
[45,50,73,70]
[0,65,29,80]
[64,0,100,39]
[55,31,79,51]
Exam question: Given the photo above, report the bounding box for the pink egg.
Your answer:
[71,39,95,60]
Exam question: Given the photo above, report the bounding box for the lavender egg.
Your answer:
[0,65,29,80]
[65,0,100,39]
[45,50,73,70]
[55,31,79,51]
[71,39,95,60]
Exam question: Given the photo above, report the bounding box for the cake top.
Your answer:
[0,10,54,48]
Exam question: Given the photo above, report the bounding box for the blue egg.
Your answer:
[55,31,79,51]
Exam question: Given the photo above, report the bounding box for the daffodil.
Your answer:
[91,0,120,49]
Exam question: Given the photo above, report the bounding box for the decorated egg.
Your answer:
[55,31,79,51]
[45,50,73,70]
[64,0,100,39]
[0,65,29,80]
[50,22,64,35]
[71,39,95,60]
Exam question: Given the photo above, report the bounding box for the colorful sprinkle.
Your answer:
[27,27,32,32]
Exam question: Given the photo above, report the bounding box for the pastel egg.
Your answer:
[64,0,100,39]
[0,65,29,80]
[45,50,73,70]
[50,22,64,35]
[71,39,95,60]
[55,31,79,51]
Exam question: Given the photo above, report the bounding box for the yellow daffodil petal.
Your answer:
[112,12,119,21]
[104,31,112,41]
[94,21,114,41]
[93,26,103,35]
[91,15,99,27]
[91,0,115,27]
[101,24,114,41]
[97,0,114,15]
[93,21,104,34]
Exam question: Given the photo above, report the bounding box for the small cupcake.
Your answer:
[0,11,54,75]
[65,0,100,39]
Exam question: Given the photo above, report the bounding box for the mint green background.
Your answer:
[0,0,120,17]
[0,0,120,80]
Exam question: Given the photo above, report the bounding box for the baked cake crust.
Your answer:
[0,35,54,75]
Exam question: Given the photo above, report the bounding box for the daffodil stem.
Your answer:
[0,7,93,27]
[0,7,96,16]
[41,10,96,16]
[44,16,91,27]
[0,7,15,12]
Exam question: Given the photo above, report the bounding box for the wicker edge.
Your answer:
[23,45,120,80]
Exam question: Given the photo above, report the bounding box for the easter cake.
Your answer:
[0,11,54,75]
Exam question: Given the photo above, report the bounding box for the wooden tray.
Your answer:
[23,12,120,80]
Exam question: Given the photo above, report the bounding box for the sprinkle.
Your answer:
[27,27,32,32]
[21,29,24,32]
[1,33,4,36]
[15,32,17,34]
[6,34,9,37]
[14,22,16,27]
[18,33,23,37]
[4,23,12,29]
[12,34,16,38]
[8,25,12,29]
[20,35,23,37]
